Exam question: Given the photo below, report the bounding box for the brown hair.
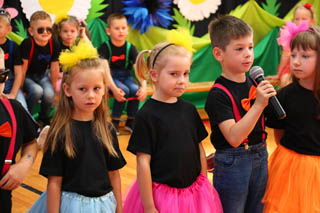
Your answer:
[290,26,320,117]
[106,12,127,27]
[208,15,253,51]
[43,57,118,158]
[30,11,52,26]
[135,42,192,84]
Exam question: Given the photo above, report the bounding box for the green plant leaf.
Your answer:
[86,0,109,23]
[262,0,281,16]
[172,8,195,35]
[13,19,28,39]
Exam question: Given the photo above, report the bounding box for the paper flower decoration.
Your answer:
[173,0,221,21]
[122,0,173,34]
[0,0,18,19]
[277,21,309,51]
[20,0,91,22]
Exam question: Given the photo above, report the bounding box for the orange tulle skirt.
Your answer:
[263,145,320,213]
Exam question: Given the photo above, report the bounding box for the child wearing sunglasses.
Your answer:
[0,47,39,213]
[20,11,60,126]
[0,9,29,112]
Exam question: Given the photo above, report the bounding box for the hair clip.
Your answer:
[304,3,312,10]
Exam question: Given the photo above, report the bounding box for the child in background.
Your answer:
[98,13,147,134]
[205,16,276,213]
[0,8,28,111]
[52,15,91,92]
[0,48,39,213]
[263,27,320,212]
[28,40,126,213]
[267,3,315,88]
[123,34,222,212]
[20,11,60,125]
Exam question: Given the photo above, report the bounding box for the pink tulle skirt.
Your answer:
[123,173,223,213]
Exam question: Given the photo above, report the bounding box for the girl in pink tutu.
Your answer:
[123,32,222,213]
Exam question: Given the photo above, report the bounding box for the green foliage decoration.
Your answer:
[13,19,28,39]
[172,8,195,35]
[262,0,281,16]
[86,0,109,23]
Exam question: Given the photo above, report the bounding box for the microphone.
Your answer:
[249,66,286,120]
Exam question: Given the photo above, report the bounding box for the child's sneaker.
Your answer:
[112,119,120,135]
[124,118,135,134]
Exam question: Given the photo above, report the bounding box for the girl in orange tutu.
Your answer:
[263,26,320,212]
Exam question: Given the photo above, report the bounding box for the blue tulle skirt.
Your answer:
[28,191,117,213]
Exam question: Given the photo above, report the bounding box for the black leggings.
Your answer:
[0,189,12,213]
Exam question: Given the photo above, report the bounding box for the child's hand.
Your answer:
[255,80,276,108]
[113,87,126,102]
[136,86,147,101]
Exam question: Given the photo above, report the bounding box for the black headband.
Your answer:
[152,43,174,68]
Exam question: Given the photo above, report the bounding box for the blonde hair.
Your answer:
[43,57,118,158]
[30,11,52,26]
[135,42,192,84]
[0,10,11,26]
[52,15,91,43]
[293,3,315,24]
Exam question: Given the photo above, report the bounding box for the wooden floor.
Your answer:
[11,125,277,212]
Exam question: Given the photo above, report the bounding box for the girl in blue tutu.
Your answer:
[29,40,126,213]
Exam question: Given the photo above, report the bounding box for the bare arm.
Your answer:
[50,61,59,93]
[199,143,207,177]
[273,129,284,145]
[109,170,123,213]
[102,59,126,102]
[0,139,38,190]
[47,176,62,213]
[7,65,23,99]
[21,59,28,88]
[219,80,276,147]
[137,153,158,213]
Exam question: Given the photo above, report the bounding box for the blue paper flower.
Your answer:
[122,0,173,34]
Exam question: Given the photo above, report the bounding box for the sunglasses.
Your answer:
[0,8,11,22]
[37,27,53,34]
[0,69,10,83]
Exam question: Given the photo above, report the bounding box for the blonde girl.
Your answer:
[29,40,126,213]
[123,31,222,213]
[263,26,320,212]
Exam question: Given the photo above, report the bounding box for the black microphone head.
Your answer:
[249,66,264,80]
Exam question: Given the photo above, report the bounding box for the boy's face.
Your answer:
[0,19,11,40]
[28,19,53,44]
[214,34,254,75]
[106,18,128,43]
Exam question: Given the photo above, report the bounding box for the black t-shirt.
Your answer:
[20,37,60,77]
[205,76,266,150]
[98,41,138,71]
[0,99,39,179]
[1,39,22,78]
[40,120,126,197]
[127,98,208,188]
[266,81,320,155]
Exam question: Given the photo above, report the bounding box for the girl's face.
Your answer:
[63,68,105,121]
[59,22,79,47]
[151,55,191,103]
[293,8,314,26]
[291,47,317,86]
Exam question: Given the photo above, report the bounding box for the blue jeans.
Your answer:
[111,69,139,119]
[4,78,29,112]
[213,142,268,213]
[23,73,54,121]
